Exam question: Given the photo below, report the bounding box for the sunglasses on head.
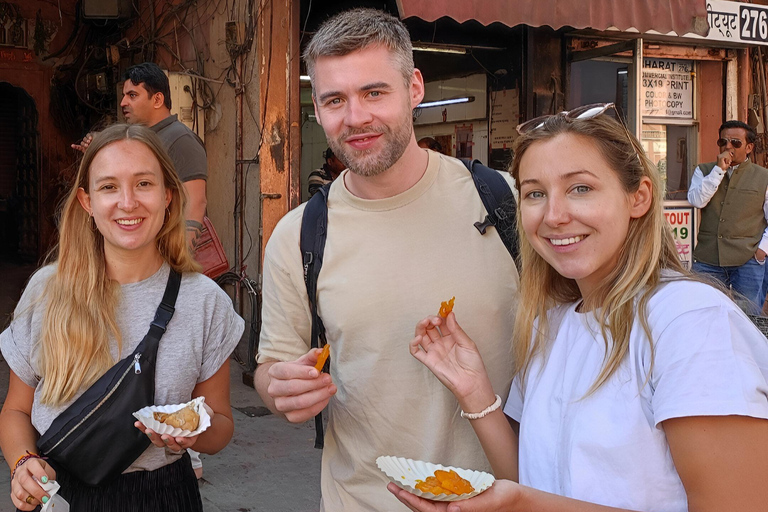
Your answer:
[717,137,744,149]
[516,103,616,134]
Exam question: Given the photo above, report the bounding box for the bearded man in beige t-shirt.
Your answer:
[254,8,520,511]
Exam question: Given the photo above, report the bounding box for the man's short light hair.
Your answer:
[303,8,414,94]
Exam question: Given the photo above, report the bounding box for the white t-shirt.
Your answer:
[504,279,768,511]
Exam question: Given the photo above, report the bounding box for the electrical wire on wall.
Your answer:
[126,0,266,270]
[43,0,269,273]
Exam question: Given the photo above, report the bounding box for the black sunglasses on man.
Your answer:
[717,137,744,149]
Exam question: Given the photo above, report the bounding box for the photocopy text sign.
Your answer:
[642,59,694,119]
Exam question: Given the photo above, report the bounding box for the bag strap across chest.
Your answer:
[36,269,182,485]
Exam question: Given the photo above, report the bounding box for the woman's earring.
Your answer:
[89,212,97,231]
[164,208,170,225]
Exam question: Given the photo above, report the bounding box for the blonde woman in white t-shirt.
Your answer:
[391,105,768,512]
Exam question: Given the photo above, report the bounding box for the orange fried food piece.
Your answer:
[314,344,330,372]
[415,470,474,495]
[415,476,451,495]
[153,405,200,431]
[438,297,456,318]
[434,469,474,494]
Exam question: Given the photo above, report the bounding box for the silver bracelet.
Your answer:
[460,394,502,420]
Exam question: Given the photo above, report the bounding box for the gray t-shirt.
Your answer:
[150,114,207,182]
[0,263,244,472]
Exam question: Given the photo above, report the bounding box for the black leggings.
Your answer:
[18,452,203,512]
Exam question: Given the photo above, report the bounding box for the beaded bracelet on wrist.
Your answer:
[460,394,502,420]
[11,451,44,480]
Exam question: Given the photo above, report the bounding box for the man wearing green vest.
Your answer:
[688,121,768,314]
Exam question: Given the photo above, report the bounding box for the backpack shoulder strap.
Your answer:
[299,183,331,449]
[460,159,519,263]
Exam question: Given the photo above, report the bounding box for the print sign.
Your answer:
[642,59,694,119]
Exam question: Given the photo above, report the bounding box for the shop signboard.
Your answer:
[664,206,695,270]
[700,1,768,46]
[642,58,694,119]
[490,88,519,150]
[623,1,768,46]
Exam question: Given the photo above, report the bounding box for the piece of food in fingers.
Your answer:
[314,344,330,372]
[154,404,200,431]
[438,297,455,318]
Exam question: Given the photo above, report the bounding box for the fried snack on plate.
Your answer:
[416,469,474,495]
[376,456,494,502]
[153,404,199,431]
[314,344,330,372]
[438,297,455,318]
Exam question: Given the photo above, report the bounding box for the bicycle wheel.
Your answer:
[215,271,261,371]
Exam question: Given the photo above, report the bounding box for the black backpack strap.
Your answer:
[300,183,331,449]
[461,158,520,264]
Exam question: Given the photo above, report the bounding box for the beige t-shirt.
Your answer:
[258,151,519,511]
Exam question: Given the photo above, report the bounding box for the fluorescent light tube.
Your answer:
[417,96,474,109]
[413,44,467,55]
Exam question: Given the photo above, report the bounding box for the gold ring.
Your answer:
[25,495,35,505]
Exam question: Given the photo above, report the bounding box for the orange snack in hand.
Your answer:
[434,469,474,494]
[438,297,455,318]
[415,469,474,495]
[314,344,330,372]
[415,476,450,495]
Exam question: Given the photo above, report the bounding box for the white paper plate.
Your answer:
[376,455,495,501]
[133,396,212,438]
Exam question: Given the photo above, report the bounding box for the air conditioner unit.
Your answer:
[83,0,132,19]
[166,72,205,142]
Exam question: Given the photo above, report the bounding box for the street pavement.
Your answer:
[0,360,323,512]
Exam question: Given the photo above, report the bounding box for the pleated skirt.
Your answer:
[19,452,203,512]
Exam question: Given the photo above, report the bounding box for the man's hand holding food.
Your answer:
[266,349,337,423]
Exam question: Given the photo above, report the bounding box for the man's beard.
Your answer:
[328,108,413,178]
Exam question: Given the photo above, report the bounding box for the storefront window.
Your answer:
[569,60,629,119]
[641,124,697,200]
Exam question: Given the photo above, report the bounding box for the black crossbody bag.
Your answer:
[37,269,181,486]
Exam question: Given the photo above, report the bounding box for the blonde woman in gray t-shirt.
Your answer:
[0,124,243,511]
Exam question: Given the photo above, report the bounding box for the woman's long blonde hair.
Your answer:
[509,114,686,394]
[39,124,200,405]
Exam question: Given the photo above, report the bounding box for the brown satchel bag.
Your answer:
[193,216,229,279]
